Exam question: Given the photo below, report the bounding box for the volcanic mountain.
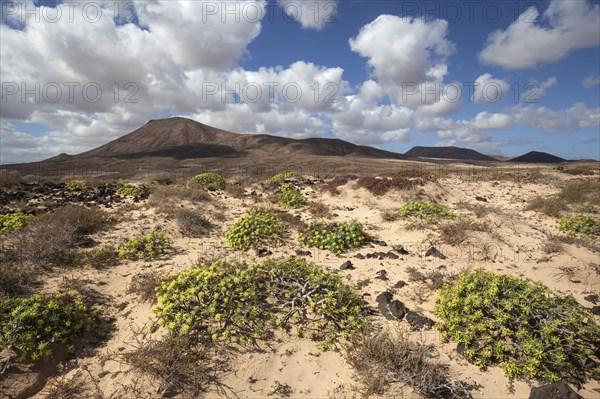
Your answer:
[404,146,497,161]
[78,117,405,160]
[507,151,566,164]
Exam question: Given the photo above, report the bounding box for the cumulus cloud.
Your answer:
[472,74,509,104]
[480,0,600,69]
[277,0,338,30]
[583,74,600,88]
[510,103,600,131]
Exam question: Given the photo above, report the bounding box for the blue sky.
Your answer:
[1,0,599,163]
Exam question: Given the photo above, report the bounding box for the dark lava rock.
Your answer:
[256,248,273,257]
[389,300,407,320]
[394,280,407,289]
[405,311,435,330]
[591,306,600,316]
[528,381,583,399]
[295,250,312,257]
[584,294,599,305]
[376,291,393,305]
[385,251,399,260]
[366,252,384,259]
[340,260,354,270]
[425,246,447,260]
[475,196,488,202]
[372,240,388,246]
[375,270,388,280]
[354,253,365,259]
[393,245,409,255]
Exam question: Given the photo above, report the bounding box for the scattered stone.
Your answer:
[340,260,354,270]
[394,280,407,289]
[393,245,409,255]
[375,270,388,280]
[425,246,447,260]
[475,196,488,202]
[256,248,273,257]
[366,251,399,260]
[376,291,394,320]
[405,311,435,330]
[590,306,600,316]
[376,291,393,305]
[372,240,388,246]
[389,300,407,320]
[528,381,583,399]
[295,250,312,257]
[584,294,599,305]
[354,253,365,259]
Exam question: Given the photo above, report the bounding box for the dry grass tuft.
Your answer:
[439,218,489,245]
[127,270,165,303]
[381,209,399,222]
[170,208,213,238]
[308,201,331,218]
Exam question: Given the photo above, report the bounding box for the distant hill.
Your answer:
[77,117,405,160]
[508,151,566,164]
[404,146,497,161]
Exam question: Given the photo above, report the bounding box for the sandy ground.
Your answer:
[5,167,598,399]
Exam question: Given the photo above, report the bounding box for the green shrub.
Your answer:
[190,173,227,190]
[278,183,307,208]
[558,215,600,238]
[65,182,88,192]
[0,291,95,361]
[398,201,453,222]
[117,185,150,199]
[152,257,368,350]
[434,270,600,383]
[299,220,369,254]
[118,231,172,260]
[265,172,301,187]
[225,206,285,251]
[0,213,34,237]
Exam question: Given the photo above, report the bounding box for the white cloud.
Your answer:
[521,77,557,102]
[583,74,600,88]
[511,103,600,131]
[277,0,338,30]
[480,0,600,69]
[472,74,509,104]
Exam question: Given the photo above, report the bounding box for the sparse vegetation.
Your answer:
[149,185,211,207]
[435,270,600,383]
[525,196,567,217]
[347,330,472,398]
[299,220,370,254]
[558,215,600,239]
[439,218,488,245]
[0,212,34,237]
[380,208,399,222]
[398,201,453,222]
[117,185,150,199]
[118,231,172,260]
[190,173,227,190]
[86,244,119,269]
[171,208,213,238]
[0,290,95,361]
[308,201,331,218]
[225,206,285,251]
[127,270,166,303]
[322,175,357,195]
[268,381,293,397]
[357,176,415,196]
[265,172,301,187]
[65,181,88,192]
[278,183,307,208]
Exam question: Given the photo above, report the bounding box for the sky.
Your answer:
[0,0,599,164]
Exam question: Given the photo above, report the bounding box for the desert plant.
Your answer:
[380,209,399,222]
[225,206,285,251]
[0,212,34,237]
[398,201,453,222]
[308,201,331,218]
[435,270,600,383]
[0,262,37,300]
[278,183,307,208]
[525,196,567,217]
[347,330,472,398]
[439,218,488,245]
[558,179,600,206]
[225,183,245,198]
[190,173,227,190]
[118,231,172,260]
[299,220,370,254]
[265,172,301,187]
[171,208,213,238]
[117,185,150,199]
[127,270,165,303]
[357,176,415,196]
[322,175,357,195]
[0,290,95,361]
[86,244,119,269]
[65,181,88,192]
[149,185,211,207]
[558,215,600,238]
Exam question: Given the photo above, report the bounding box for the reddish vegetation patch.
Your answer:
[323,175,358,195]
[357,176,415,196]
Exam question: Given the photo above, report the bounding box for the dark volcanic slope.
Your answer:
[404,146,496,161]
[508,151,566,164]
[78,117,405,160]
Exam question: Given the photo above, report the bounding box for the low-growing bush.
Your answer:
[225,183,245,198]
[190,173,227,190]
[525,196,567,217]
[308,201,331,218]
[398,201,453,222]
[347,330,472,398]
[0,212,34,237]
[0,262,37,300]
[127,270,165,303]
[65,181,88,192]
[225,206,285,251]
[117,185,150,199]
[86,244,119,269]
[380,209,399,222]
[171,208,213,238]
[148,186,211,208]
[357,176,415,196]
[119,231,172,260]
[435,270,600,383]
[558,215,600,238]
[322,175,357,195]
[278,183,306,208]
[265,172,301,187]
[558,179,600,206]
[152,257,368,350]
[0,290,95,361]
[299,220,370,254]
[439,218,488,245]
